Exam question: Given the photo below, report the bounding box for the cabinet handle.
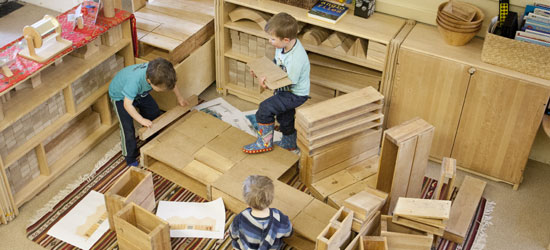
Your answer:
[468,67,476,75]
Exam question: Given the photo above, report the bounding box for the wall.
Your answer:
[375,0,550,36]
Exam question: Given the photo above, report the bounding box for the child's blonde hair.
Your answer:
[242,175,274,210]
[264,12,298,40]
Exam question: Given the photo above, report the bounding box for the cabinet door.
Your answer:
[452,69,550,184]
[387,49,470,159]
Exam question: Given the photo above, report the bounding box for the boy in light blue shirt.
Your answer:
[243,12,310,154]
[109,58,187,166]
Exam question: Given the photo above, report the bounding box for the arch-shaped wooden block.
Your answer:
[228,7,271,30]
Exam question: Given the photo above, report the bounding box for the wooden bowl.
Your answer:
[436,18,481,33]
[438,1,484,26]
[437,23,477,46]
[436,15,481,31]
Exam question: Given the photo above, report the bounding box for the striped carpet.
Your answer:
[26,147,490,250]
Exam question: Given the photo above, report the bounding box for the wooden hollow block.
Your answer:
[376,118,434,214]
[310,170,357,201]
[360,236,388,250]
[393,197,451,220]
[104,167,156,230]
[344,188,387,222]
[316,207,354,250]
[443,176,486,244]
[193,147,235,173]
[114,203,171,250]
[138,95,198,140]
[380,215,433,250]
[434,157,457,200]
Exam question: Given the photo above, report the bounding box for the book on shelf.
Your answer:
[307,0,349,24]
[515,33,550,46]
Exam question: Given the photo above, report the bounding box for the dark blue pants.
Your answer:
[112,93,160,164]
[256,91,308,135]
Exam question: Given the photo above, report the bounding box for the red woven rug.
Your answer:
[26,145,491,250]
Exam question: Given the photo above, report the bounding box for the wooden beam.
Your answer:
[138,95,198,140]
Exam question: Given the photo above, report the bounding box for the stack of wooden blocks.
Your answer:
[4,149,40,194]
[230,30,275,59]
[0,91,66,159]
[343,187,388,232]
[392,197,451,236]
[296,87,384,204]
[72,55,124,106]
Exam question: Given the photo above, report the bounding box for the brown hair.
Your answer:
[146,57,177,90]
[264,12,298,40]
[242,175,274,210]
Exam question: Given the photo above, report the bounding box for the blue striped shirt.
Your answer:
[230,208,293,250]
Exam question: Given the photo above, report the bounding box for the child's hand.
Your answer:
[177,97,189,107]
[140,118,153,128]
[259,76,268,89]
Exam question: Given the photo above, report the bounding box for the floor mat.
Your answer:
[0,1,24,19]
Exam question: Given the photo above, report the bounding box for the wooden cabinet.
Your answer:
[387,24,550,188]
[214,0,409,104]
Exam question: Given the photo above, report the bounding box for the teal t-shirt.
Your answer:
[108,63,152,101]
[274,39,310,96]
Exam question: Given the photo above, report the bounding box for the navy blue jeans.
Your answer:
[256,91,308,135]
[112,93,160,164]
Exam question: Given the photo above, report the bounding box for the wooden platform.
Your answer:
[134,0,215,64]
[140,110,339,247]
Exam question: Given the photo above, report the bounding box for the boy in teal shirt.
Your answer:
[109,58,187,166]
[243,12,310,154]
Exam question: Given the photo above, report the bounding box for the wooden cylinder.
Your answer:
[103,0,115,18]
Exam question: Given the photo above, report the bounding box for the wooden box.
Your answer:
[481,32,550,80]
[114,202,171,250]
[104,167,156,230]
[380,215,433,250]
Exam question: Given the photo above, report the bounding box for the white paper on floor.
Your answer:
[47,190,109,250]
[156,197,226,239]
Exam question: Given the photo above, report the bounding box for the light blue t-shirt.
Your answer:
[108,63,152,101]
[274,39,310,96]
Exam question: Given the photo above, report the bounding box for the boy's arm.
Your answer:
[123,97,153,128]
[172,87,189,106]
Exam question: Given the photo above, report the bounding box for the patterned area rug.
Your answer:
[26,143,493,250]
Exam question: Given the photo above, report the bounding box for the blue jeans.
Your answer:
[256,91,308,135]
[112,92,160,164]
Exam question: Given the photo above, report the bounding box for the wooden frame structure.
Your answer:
[114,203,171,250]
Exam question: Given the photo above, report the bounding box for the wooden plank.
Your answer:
[380,216,433,250]
[406,128,434,198]
[327,178,372,209]
[310,64,381,93]
[172,110,232,146]
[138,95,198,140]
[296,87,383,128]
[247,56,292,90]
[140,32,182,51]
[392,215,444,236]
[205,126,256,163]
[299,119,383,149]
[302,111,383,141]
[308,53,382,77]
[443,176,486,244]
[393,198,451,220]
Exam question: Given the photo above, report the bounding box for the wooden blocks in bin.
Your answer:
[104,167,156,230]
[376,117,434,214]
[114,202,171,250]
[316,207,354,250]
[392,197,451,236]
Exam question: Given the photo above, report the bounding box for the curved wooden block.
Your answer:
[229,7,271,30]
[301,26,330,46]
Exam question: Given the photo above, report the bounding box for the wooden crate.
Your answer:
[316,207,354,250]
[104,167,156,230]
[376,118,434,214]
[114,202,171,250]
[380,215,433,250]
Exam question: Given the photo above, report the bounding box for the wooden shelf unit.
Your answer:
[215,0,407,104]
[0,20,135,222]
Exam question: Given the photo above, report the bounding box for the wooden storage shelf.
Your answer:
[0,39,131,132]
[224,0,405,44]
[225,20,385,70]
[310,65,381,94]
[15,123,117,206]
[76,80,113,113]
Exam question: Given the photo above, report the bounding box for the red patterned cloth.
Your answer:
[0,1,136,93]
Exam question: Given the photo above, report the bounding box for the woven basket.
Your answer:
[481,32,550,80]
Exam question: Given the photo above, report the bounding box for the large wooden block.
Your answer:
[310,170,357,201]
[114,203,171,250]
[360,236,388,250]
[316,207,354,250]
[380,215,433,250]
[293,199,338,242]
[443,176,486,244]
[104,167,156,230]
[376,118,434,214]
[344,188,387,222]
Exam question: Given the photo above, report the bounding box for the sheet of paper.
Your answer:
[47,191,109,250]
[156,198,226,239]
[194,98,256,135]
